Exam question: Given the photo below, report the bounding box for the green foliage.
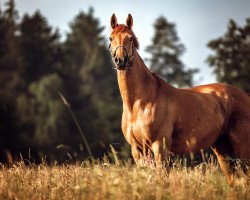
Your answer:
[0,0,23,157]
[0,0,21,94]
[207,18,250,93]
[17,74,67,148]
[19,10,62,83]
[0,2,123,162]
[146,16,198,87]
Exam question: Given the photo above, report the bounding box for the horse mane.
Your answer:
[111,24,139,50]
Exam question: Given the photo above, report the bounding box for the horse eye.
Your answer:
[109,37,112,41]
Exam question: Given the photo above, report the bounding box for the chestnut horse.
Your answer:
[109,14,250,185]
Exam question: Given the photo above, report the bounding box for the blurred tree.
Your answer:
[0,0,19,69]
[15,10,68,160]
[62,8,122,157]
[0,0,23,161]
[18,10,62,84]
[0,0,21,97]
[16,74,70,160]
[0,3,123,162]
[146,16,198,87]
[207,18,250,93]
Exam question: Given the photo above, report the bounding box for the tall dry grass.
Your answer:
[0,157,249,200]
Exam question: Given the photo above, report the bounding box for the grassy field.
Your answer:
[0,158,249,200]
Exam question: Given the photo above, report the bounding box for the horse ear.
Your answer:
[110,14,118,29]
[126,14,133,29]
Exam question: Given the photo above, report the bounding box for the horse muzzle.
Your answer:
[111,45,131,70]
[114,56,128,70]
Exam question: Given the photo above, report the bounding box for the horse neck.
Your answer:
[117,51,156,109]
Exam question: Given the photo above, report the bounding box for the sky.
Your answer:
[13,0,250,85]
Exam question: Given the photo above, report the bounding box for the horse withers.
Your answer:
[109,14,250,185]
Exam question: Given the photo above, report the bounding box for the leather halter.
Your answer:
[109,43,135,69]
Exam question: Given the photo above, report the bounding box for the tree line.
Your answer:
[0,1,123,162]
[0,0,249,163]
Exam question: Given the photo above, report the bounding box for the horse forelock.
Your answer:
[111,24,139,49]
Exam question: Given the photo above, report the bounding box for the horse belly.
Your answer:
[171,94,226,154]
[171,123,223,154]
[171,135,216,154]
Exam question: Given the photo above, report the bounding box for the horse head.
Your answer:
[109,14,139,70]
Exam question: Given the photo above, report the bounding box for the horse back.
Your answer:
[190,83,250,113]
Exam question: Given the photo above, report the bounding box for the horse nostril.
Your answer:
[115,57,119,64]
[124,56,128,62]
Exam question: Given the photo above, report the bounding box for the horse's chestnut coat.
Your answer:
[110,14,250,186]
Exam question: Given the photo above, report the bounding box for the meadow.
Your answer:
[0,156,249,200]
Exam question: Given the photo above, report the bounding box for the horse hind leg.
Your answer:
[227,114,250,176]
[228,130,250,177]
[211,134,235,186]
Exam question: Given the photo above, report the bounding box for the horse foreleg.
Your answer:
[131,145,144,166]
[151,139,171,170]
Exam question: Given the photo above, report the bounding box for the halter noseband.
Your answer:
[110,43,135,69]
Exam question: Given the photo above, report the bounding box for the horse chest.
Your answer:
[122,107,155,145]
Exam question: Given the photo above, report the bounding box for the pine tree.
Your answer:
[15,10,66,160]
[0,0,21,97]
[0,4,123,161]
[18,10,62,84]
[0,0,22,160]
[146,16,197,87]
[207,18,250,93]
